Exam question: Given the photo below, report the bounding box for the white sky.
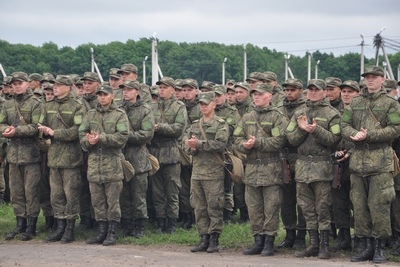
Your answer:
[1,0,399,58]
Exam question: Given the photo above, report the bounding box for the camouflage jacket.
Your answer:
[341,88,400,175]
[120,99,155,174]
[271,85,285,108]
[40,93,86,168]
[113,88,124,105]
[286,99,341,183]
[330,98,342,111]
[149,95,187,165]
[79,103,129,183]
[182,115,229,180]
[184,98,201,125]
[82,94,99,112]
[215,100,241,152]
[0,96,8,158]
[140,83,153,104]
[235,96,254,118]
[234,106,288,187]
[0,90,42,164]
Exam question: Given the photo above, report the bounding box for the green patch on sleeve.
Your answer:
[32,115,40,124]
[372,107,386,111]
[78,122,88,132]
[315,117,327,122]
[175,114,184,123]
[117,122,127,132]
[271,127,280,137]
[38,114,44,124]
[0,114,5,123]
[331,124,341,135]
[46,110,57,114]
[286,121,296,132]
[226,117,233,124]
[233,126,243,136]
[260,122,273,126]
[245,121,255,125]
[353,107,365,110]
[341,110,352,123]
[142,120,152,131]
[74,115,82,125]
[62,111,73,115]
[388,112,400,125]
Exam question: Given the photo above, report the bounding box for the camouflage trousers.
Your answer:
[191,179,224,235]
[9,163,41,217]
[297,181,332,231]
[151,163,181,219]
[280,175,306,230]
[80,169,94,219]
[89,180,123,222]
[351,172,395,239]
[179,166,193,213]
[39,153,52,217]
[224,182,234,211]
[246,184,281,236]
[0,161,5,193]
[50,168,81,220]
[392,190,400,233]
[120,172,148,220]
[332,178,352,229]
[233,181,246,210]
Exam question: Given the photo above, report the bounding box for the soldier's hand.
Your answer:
[154,124,159,132]
[2,126,16,138]
[243,135,255,149]
[185,135,198,149]
[337,153,350,162]
[350,127,368,141]
[297,115,308,131]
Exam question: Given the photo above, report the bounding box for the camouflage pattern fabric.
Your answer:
[120,172,148,219]
[89,180,123,222]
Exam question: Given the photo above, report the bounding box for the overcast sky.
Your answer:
[1,0,399,59]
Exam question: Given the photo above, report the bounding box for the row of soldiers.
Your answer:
[0,65,400,263]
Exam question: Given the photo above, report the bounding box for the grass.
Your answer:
[0,202,399,262]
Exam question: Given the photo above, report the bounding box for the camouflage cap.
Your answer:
[82,72,100,82]
[282,78,303,89]
[383,79,398,91]
[263,71,277,81]
[150,85,159,96]
[198,91,215,104]
[11,72,29,82]
[174,79,184,90]
[75,77,83,86]
[33,88,44,96]
[69,74,79,82]
[361,66,384,77]
[214,84,227,95]
[54,75,73,86]
[246,72,263,82]
[41,73,55,83]
[0,84,2,89]
[2,76,12,85]
[325,77,342,87]
[226,79,236,86]
[339,80,360,92]
[119,79,140,90]
[43,83,54,91]
[156,77,175,88]
[28,73,43,82]
[101,81,110,86]
[199,81,216,91]
[359,79,366,87]
[182,78,199,89]
[109,68,121,79]
[307,79,326,90]
[234,82,251,91]
[96,85,113,95]
[118,64,138,74]
[252,83,274,94]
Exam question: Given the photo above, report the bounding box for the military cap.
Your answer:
[28,73,43,82]
[307,79,326,90]
[119,79,140,90]
[175,79,184,90]
[2,76,12,85]
[43,83,54,91]
[75,77,83,86]
[118,64,138,74]
[383,79,398,92]
[156,77,175,88]
[325,77,342,87]
[361,66,384,77]
[33,88,44,96]
[54,75,73,86]
[41,73,55,83]
[150,85,159,96]
[214,84,227,95]
[11,72,29,82]
[198,91,215,104]
[246,72,263,82]
[252,83,274,94]
[101,81,110,86]
[82,72,100,82]
[199,81,215,91]
[96,85,113,94]
[234,82,251,91]
[109,68,121,79]
[226,79,236,86]
[263,71,277,81]
[69,74,79,82]
[339,80,360,92]
[359,79,366,87]
[182,78,199,89]
[282,78,303,89]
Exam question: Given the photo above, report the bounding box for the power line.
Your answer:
[285,45,359,53]
[254,36,371,45]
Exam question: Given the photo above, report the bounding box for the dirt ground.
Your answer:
[0,242,398,267]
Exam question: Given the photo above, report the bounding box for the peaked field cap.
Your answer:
[109,68,121,78]
[118,64,138,74]
[3,76,12,85]
[119,79,141,90]
[83,72,100,82]
[340,80,360,92]
[383,79,397,91]
[234,82,251,91]
[150,85,159,96]
[361,66,384,77]
[307,79,326,90]
[28,73,43,82]
[156,77,175,88]
[69,74,79,82]
[96,85,113,94]
[43,83,54,90]
[174,79,184,90]
[199,81,216,91]
[246,72,263,82]
[41,72,55,83]
[252,83,274,94]
[11,72,29,82]
[263,71,277,81]
[54,75,73,86]
[182,78,198,88]
[226,79,236,85]
[198,92,215,104]
[214,84,227,95]
[282,78,303,89]
[325,77,342,87]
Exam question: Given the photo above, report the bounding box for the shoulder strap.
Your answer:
[252,111,270,138]
[83,99,91,112]
[158,103,167,123]
[14,99,28,126]
[365,98,383,129]
[56,102,71,128]
[95,111,120,157]
[199,119,225,167]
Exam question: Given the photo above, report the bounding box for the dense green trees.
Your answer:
[0,38,398,85]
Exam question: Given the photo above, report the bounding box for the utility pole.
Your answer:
[243,44,247,82]
[360,34,365,78]
[307,49,312,82]
[315,60,320,79]
[143,56,148,84]
[90,48,94,73]
[0,63,6,77]
[222,58,227,85]
[374,27,395,79]
[151,33,159,85]
[284,54,290,81]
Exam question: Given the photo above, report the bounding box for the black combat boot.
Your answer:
[191,234,210,252]
[103,221,117,246]
[122,218,134,237]
[243,234,265,255]
[239,208,249,223]
[156,218,166,233]
[353,235,364,254]
[331,228,352,251]
[135,218,144,238]
[330,223,337,239]
[21,216,38,241]
[166,218,177,234]
[86,221,108,244]
[207,232,220,253]
[261,235,275,256]
[45,219,66,242]
[293,229,306,248]
[0,192,4,205]
[6,216,27,240]
[44,216,55,231]
[318,230,330,259]
[391,242,400,256]
[61,219,76,244]
[372,238,386,264]
[276,229,296,249]
[351,237,374,262]
[80,215,94,229]
[182,212,193,230]
[223,209,232,224]
[295,230,319,257]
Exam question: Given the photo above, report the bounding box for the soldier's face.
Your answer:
[120,72,137,83]
[307,86,325,102]
[158,83,175,99]
[3,85,11,94]
[83,80,99,95]
[174,88,184,100]
[53,83,70,99]
[284,85,303,101]
[183,86,198,102]
[75,85,85,97]
[364,74,385,92]
[109,77,122,89]
[341,87,358,105]
[199,101,216,117]
[41,82,49,89]
[97,92,114,107]
[215,93,226,106]
[44,90,54,102]
[325,86,341,101]
[235,87,250,103]
[122,87,140,102]
[253,91,272,107]
[28,80,40,90]
[11,80,29,95]
[227,89,236,105]
[263,80,277,87]
[248,80,261,90]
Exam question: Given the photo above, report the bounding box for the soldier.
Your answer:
[1,72,43,241]
[199,81,216,93]
[149,77,187,234]
[341,66,400,263]
[286,79,341,259]
[174,79,184,101]
[0,91,6,204]
[235,83,288,256]
[262,71,285,108]
[43,84,55,102]
[276,78,307,249]
[325,77,343,111]
[119,80,154,238]
[118,64,151,103]
[109,68,123,103]
[40,73,55,90]
[150,85,159,103]
[74,78,85,98]
[226,79,236,89]
[384,79,398,100]
[226,86,236,106]
[28,73,43,93]
[245,72,263,91]
[183,92,229,253]
[79,85,129,246]
[2,76,14,100]
[38,75,86,243]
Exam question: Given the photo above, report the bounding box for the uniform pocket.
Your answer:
[379,178,396,204]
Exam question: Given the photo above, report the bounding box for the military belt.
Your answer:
[245,157,280,165]
[354,143,388,150]
[150,141,177,148]
[283,147,298,154]
[298,155,331,162]
[93,147,120,155]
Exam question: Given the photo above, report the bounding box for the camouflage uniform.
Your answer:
[0,96,7,204]
[140,83,153,104]
[271,85,285,108]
